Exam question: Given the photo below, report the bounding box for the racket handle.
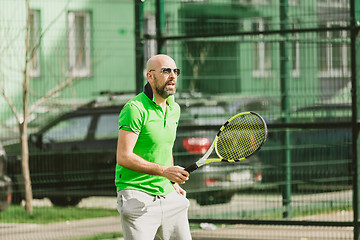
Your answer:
[185,163,198,173]
[170,163,199,184]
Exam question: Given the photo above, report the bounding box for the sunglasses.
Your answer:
[150,68,181,76]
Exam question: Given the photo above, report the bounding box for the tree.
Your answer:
[0,0,77,214]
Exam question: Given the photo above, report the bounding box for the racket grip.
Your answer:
[170,163,198,184]
[185,163,198,173]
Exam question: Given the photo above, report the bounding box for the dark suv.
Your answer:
[0,141,12,212]
[260,102,352,190]
[5,96,264,206]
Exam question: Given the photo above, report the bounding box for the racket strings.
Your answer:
[216,113,266,160]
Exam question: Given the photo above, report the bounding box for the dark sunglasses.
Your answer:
[150,68,181,76]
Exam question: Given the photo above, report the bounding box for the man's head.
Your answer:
[146,54,180,100]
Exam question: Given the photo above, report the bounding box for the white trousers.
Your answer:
[117,189,192,240]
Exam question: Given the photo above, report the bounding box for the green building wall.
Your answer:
[0,0,351,136]
[0,0,134,124]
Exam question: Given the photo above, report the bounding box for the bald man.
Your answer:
[116,55,192,240]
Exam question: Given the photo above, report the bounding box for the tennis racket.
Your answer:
[184,111,267,173]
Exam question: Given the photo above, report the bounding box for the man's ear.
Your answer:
[147,72,154,83]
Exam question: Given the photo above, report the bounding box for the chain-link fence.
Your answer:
[137,0,360,239]
[1,0,360,239]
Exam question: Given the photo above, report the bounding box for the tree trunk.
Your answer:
[21,0,33,214]
[20,122,33,214]
[0,0,77,214]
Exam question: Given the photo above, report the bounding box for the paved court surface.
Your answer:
[0,216,121,240]
[0,195,354,240]
[0,215,354,240]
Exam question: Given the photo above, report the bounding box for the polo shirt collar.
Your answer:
[143,82,175,108]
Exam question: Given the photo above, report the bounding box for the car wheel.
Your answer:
[50,196,82,207]
[195,191,235,206]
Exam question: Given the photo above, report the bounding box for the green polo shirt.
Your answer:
[115,82,180,196]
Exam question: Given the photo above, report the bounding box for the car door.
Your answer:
[30,113,94,198]
[83,110,119,195]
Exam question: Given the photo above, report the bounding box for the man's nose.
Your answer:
[169,70,177,78]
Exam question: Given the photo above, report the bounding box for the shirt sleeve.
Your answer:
[118,102,143,134]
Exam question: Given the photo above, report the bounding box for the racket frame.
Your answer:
[184,111,267,173]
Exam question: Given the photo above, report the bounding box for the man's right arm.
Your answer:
[116,129,189,184]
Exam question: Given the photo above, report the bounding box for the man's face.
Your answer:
[152,68,179,98]
[147,56,180,99]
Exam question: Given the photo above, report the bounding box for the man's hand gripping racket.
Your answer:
[183,111,267,175]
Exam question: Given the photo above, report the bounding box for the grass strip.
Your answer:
[0,205,118,224]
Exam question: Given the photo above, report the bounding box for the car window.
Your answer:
[94,113,119,139]
[43,116,92,143]
[290,105,351,123]
[187,106,226,116]
[181,105,227,126]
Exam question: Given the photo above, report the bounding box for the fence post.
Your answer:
[135,0,145,94]
[350,0,360,238]
[280,0,292,219]
[156,0,165,53]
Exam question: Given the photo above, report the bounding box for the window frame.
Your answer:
[144,14,157,65]
[291,21,300,78]
[317,0,349,8]
[318,21,350,78]
[68,11,91,78]
[29,9,41,78]
[236,0,269,5]
[252,18,273,78]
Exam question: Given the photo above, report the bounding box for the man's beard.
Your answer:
[155,78,176,99]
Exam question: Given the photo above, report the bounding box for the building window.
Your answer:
[68,11,91,77]
[289,0,299,5]
[291,21,300,77]
[252,18,272,78]
[144,15,157,65]
[318,22,350,78]
[233,0,269,5]
[318,0,349,8]
[29,10,40,77]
